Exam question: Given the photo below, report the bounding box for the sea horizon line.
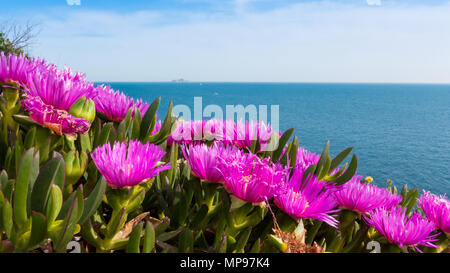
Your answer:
[92,81,450,86]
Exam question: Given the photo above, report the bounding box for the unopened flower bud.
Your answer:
[64,150,88,185]
[69,96,96,123]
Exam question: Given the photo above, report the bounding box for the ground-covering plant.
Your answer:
[0,52,448,253]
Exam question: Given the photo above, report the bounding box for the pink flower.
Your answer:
[91,140,171,188]
[181,142,240,183]
[274,165,340,227]
[0,52,33,86]
[218,151,288,203]
[418,191,450,233]
[21,95,90,136]
[335,175,402,214]
[94,85,149,122]
[25,66,96,111]
[365,207,439,252]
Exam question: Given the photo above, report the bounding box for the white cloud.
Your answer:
[29,1,450,83]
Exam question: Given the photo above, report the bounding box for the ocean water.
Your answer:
[99,82,450,195]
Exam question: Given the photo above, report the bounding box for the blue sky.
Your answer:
[2,0,450,82]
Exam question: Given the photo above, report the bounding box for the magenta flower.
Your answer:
[182,142,239,183]
[22,96,90,135]
[151,120,162,136]
[365,207,439,252]
[418,191,450,233]
[233,120,273,149]
[296,147,320,171]
[91,140,171,188]
[168,120,206,145]
[203,119,232,143]
[26,67,96,112]
[167,119,275,150]
[21,68,95,135]
[334,175,402,214]
[0,52,34,86]
[274,165,340,227]
[94,85,149,122]
[218,152,288,203]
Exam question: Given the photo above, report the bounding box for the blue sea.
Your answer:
[99,82,450,196]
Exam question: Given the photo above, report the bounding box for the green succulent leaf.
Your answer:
[126,222,143,253]
[78,176,106,225]
[14,148,39,231]
[2,199,13,239]
[156,228,183,242]
[46,184,63,226]
[28,211,47,249]
[142,221,156,253]
[30,156,65,214]
[52,195,80,253]
[140,96,161,141]
[271,128,295,162]
[146,100,175,145]
[332,154,358,185]
[178,228,194,253]
[330,147,353,172]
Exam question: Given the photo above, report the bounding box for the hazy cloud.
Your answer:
[24,1,450,83]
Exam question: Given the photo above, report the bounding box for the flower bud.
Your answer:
[69,96,96,123]
[64,150,88,185]
[2,87,19,109]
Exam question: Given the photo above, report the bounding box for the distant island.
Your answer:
[171,78,188,82]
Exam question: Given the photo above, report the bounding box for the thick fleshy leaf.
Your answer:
[23,127,36,150]
[78,176,106,225]
[95,122,113,148]
[178,228,194,253]
[46,184,63,226]
[14,148,38,230]
[330,147,353,172]
[28,211,47,249]
[30,156,65,213]
[147,100,175,145]
[126,222,143,253]
[142,221,155,253]
[117,108,133,142]
[51,195,80,252]
[271,128,295,162]
[332,154,358,185]
[2,199,13,238]
[140,96,160,141]
[156,228,183,242]
[235,228,252,252]
[0,170,8,190]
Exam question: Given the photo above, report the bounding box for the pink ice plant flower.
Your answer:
[21,67,96,135]
[218,151,288,203]
[22,96,90,135]
[418,191,450,233]
[168,120,219,145]
[0,52,35,86]
[274,164,340,227]
[91,140,171,188]
[25,66,96,111]
[181,142,240,183]
[334,175,402,214]
[168,119,274,150]
[296,147,320,171]
[365,207,439,252]
[94,85,149,122]
[233,120,273,150]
